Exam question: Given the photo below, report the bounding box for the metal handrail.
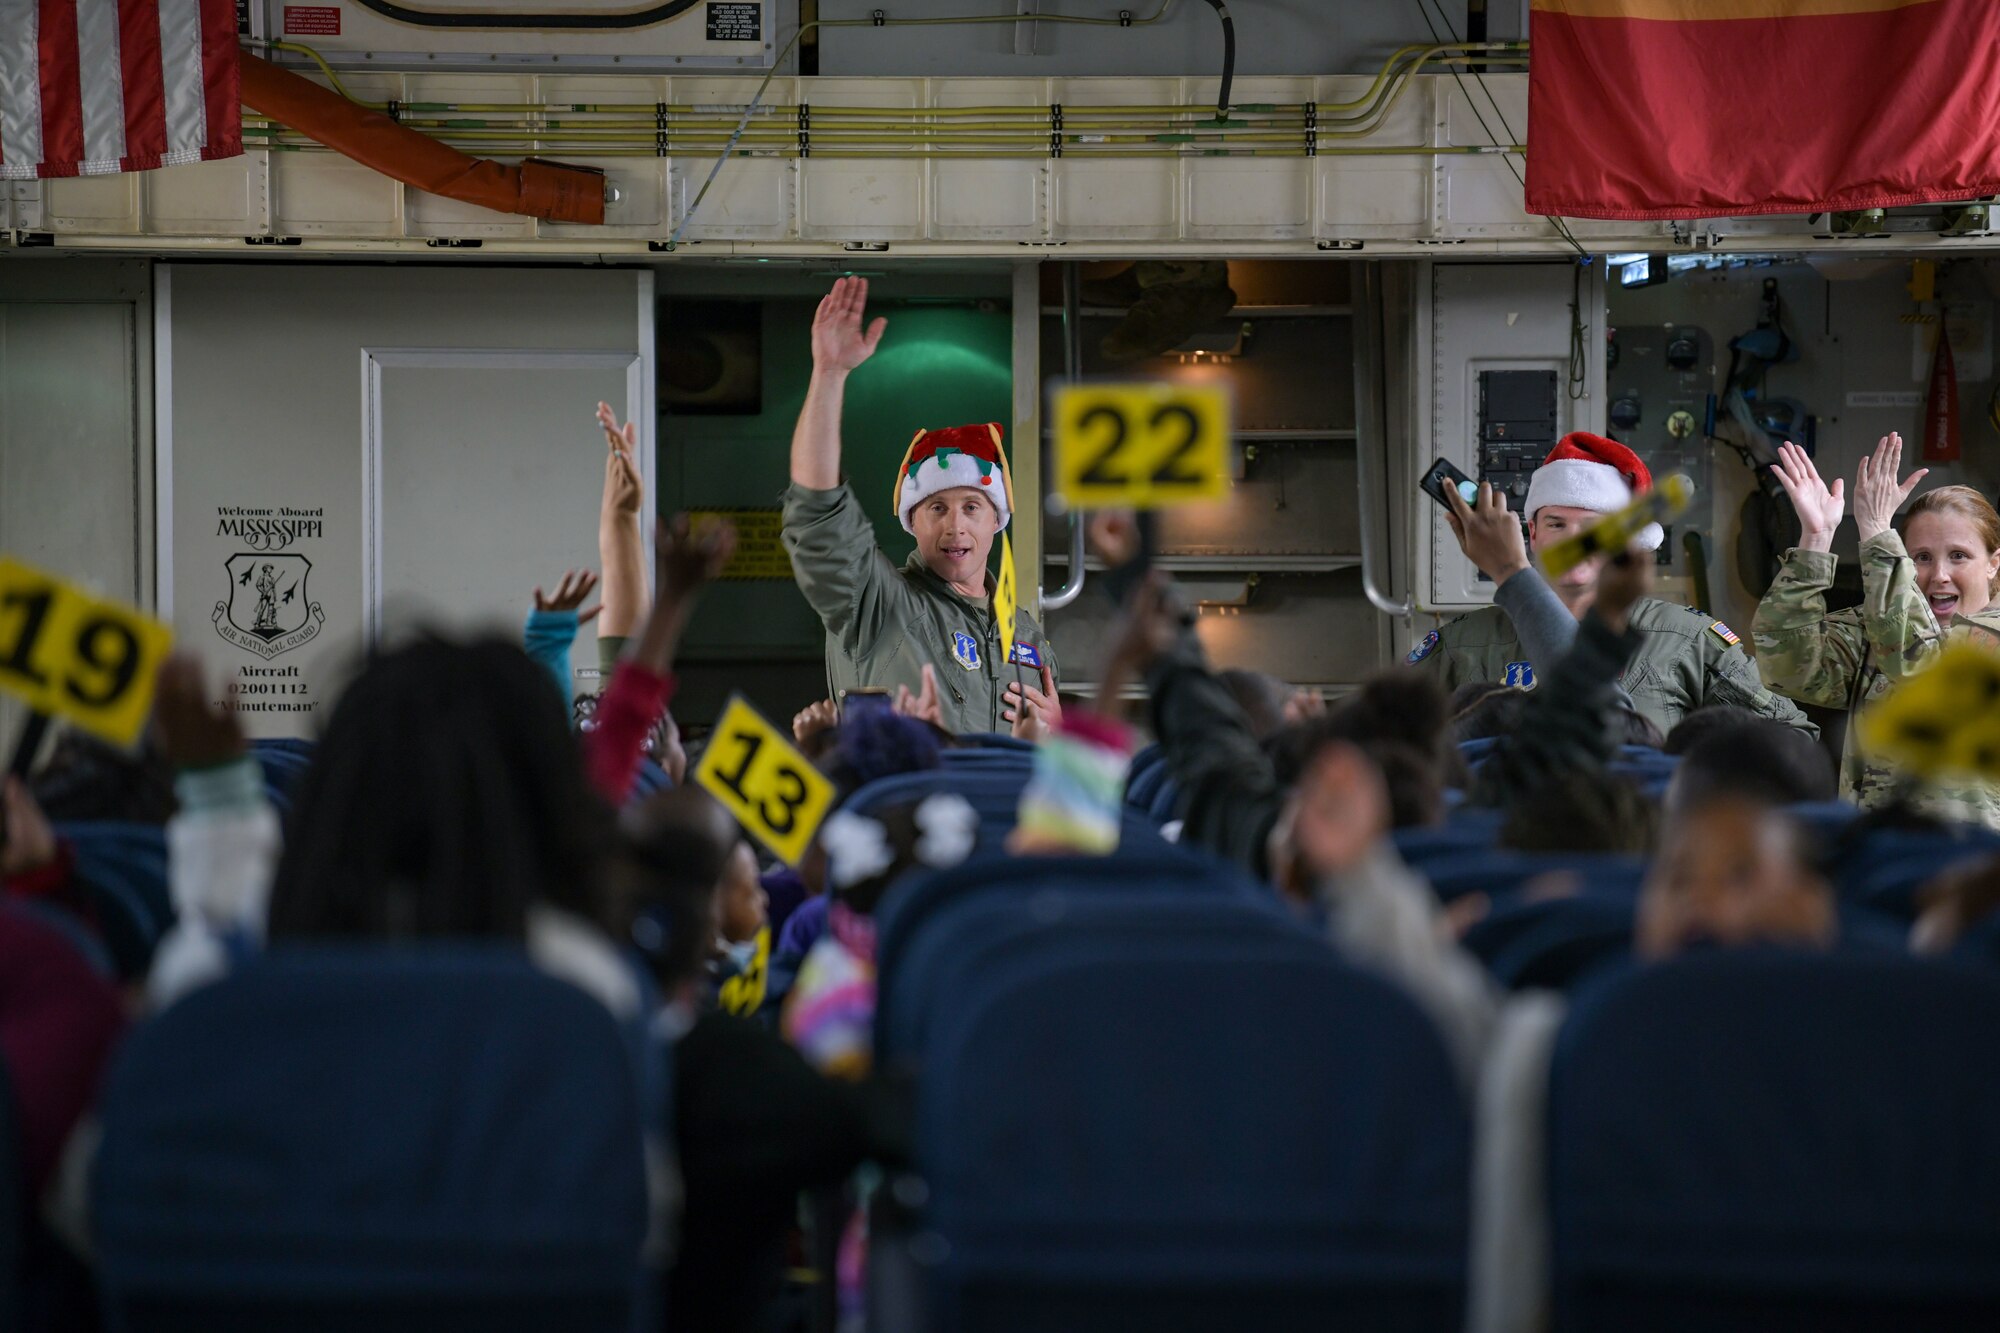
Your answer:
[1353,262,1413,618]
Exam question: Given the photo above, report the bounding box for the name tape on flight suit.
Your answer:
[694,694,838,867]
[1052,382,1231,509]
[1859,640,2000,781]
[1537,474,1695,580]
[0,556,175,747]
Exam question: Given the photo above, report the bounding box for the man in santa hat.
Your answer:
[1410,431,1815,739]
[781,277,1060,737]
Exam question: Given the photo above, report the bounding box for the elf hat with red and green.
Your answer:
[891,422,1015,534]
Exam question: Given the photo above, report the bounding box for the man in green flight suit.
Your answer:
[781,276,1061,737]
[1410,431,1816,740]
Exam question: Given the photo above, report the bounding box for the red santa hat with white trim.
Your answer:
[1524,431,1664,551]
[891,422,1015,534]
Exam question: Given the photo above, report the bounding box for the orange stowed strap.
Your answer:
[238,51,605,225]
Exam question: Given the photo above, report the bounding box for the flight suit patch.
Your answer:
[1709,621,1741,647]
[951,631,981,670]
[1008,641,1042,668]
[1503,661,1537,689]
[1407,630,1441,665]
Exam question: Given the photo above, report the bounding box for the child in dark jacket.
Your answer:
[614,788,905,1333]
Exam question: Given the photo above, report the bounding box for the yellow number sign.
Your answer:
[1538,474,1695,579]
[995,533,1019,669]
[1859,640,2000,780]
[1053,382,1231,509]
[693,694,837,866]
[0,556,174,747]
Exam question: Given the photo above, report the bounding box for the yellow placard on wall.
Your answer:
[995,533,1019,669]
[1537,474,1695,579]
[693,694,837,866]
[1052,382,1231,509]
[0,556,174,747]
[686,508,795,582]
[1859,640,2000,780]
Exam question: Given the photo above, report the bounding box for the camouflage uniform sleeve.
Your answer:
[1702,632,1820,736]
[1857,529,1943,683]
[1750,546,1869,707]
[780,482,917,660]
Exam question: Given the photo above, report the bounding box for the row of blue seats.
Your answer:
[1126,739,1687,830]
[1397,808,2000,917]
[874,849,1466,1330]
[50,822,2000,1329]
[868,853,2000,1331]
[56,744,2000,1012]
[81,947,652,1332]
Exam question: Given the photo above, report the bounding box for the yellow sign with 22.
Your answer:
[1052,382,1231,509]
[694,694,837,866]
[0,556,174,747]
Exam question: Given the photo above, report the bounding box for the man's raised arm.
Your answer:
[790,276,886,491]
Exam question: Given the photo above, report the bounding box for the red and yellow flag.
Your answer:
[1527,1,2000,220]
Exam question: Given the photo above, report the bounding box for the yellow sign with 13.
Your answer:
[0,556,174,747]
[694,694,838,866]
[1052,381,1231,509]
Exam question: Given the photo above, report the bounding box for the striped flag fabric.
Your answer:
[1526,0,2000,220]
[0,0,241,180]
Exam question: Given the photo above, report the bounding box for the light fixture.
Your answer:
[1618,254,1670,289]
[1163,321,1251,363]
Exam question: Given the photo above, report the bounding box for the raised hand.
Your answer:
[533,568,601,622]
[894,663,945,728]
[597,401,643,518]
[633,515,737,674]
[811,276,887,375]
[1768,441,1844,552]
[1851,431,1929,542]
[1444,481,1530,583]
[153,655,246,770]
[1085,509,1142,568]
[793,699,839,748]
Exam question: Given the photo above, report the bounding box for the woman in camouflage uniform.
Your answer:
[1754,433,2000,826]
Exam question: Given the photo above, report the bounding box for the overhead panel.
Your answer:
[259,0,774,71]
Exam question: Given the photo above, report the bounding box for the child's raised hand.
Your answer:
[597,402,643,517]
[656,514,738,596]
[532,568,601,622]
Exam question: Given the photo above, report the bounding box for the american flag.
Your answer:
[0,0,241,180]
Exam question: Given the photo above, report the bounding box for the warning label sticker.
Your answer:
[686,508,793,582]
[706,2,761,42]
[283,5,341,35]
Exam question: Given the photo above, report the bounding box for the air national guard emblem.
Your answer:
[1503,660,1537,689]
[214,553,325,660]
[951,630,981,670]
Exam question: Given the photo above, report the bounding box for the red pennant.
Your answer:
[1925,321,1962,462]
